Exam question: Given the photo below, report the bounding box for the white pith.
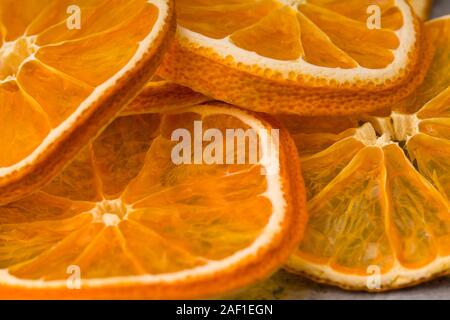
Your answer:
[92,199,129,225]
[354,112,421,147]
[288,254,450,290]
[279,0,306,8]
[0,105,288,289]
[176,0,416,84]
[0,0,170,178]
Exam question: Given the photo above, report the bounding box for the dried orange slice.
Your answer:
[286,16,450,291]
[409,0,432,20]
[123,79,210,116]
[0,0,175,205]
[0,103,307,299]
[159,0,428,115]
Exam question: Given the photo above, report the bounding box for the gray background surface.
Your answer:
[231,1,450,301]
[432,0,450,18]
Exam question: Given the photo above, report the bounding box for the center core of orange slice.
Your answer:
[93,200,128,226]
[388,113,421,141]
[356,113,420,147]
[282,0,305,7]
[0,36,37,81]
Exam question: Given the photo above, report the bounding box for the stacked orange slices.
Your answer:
[286,16,450,291]
[0,0,309,300]
[159,0,430,116]
[0,103,307,299]
[0,0,448,299]
[0,0,175,205]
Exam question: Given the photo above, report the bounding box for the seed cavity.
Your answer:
[92,199,128,226]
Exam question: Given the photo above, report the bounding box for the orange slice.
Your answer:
[159,0,428,115]
[409,0,433,20]
[286,16,450,291]
[123,79,210,116]
[0,103,307,299]
[0,0,175,205]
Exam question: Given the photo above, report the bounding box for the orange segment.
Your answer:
[300,137,365,199]
[396,17,450,113]
[383,144,445,268]
[70,226,149,279]
[121,136,176,204]
[0,0,45,41]
[419,118,450,140]
[299,3,398,68]
[91,114,160,199]
[177,0,280,39]
[299,147,394,275]
[17,60,93,127]
[0,192,92,224]
[297,12,357,69]
[0,81,50,167]
[34,0,149,45]
[118,220,206,274]
[0,0,175,205]
[10,223,102,280]
[25,0,81,38]
[42,147,101,202]
[230,6,303,61]
[408,134,450,201]
[286,17,450,291]
[0,104,306,299]
[418,87,450,119]
[129,193,272,260]
[292,128,358,156]
[7,215,95,278]
[308,0,404,29]
[36,5,158,87]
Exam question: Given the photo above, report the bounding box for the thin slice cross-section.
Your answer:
[0,103,307,299]
[159,0,429,115]
[285,17,450,291]
[0,0,175,205]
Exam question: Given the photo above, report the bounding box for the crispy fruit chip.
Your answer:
[286,17,450,291]
[0,103,307,299]
[159,0,429,115]
[0,0,175,204]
